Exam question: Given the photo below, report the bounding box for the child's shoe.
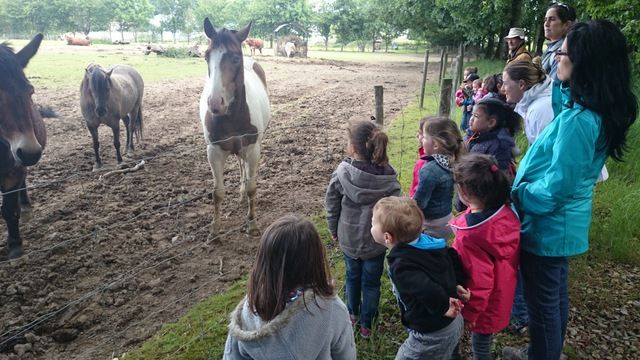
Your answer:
[359,327,371,339]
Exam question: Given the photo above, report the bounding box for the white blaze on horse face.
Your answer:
[207,46,234,115]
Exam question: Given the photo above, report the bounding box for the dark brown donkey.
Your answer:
[0,34,46,260]
[80,64,144,170]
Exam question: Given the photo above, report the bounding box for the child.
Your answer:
[224,215,356,359]
[481,74,505,102]
[325,120,401,338]
[456,72,480,131]
[409,117,429,198]
[412,117,463,239]
[466,98,521,175]
[371,196,468,359]
[450,153,520,360]
[472,78,487,103]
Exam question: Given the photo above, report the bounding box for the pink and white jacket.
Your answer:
[450,205,520,334]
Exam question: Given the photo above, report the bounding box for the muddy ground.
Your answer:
[0,54,425,359]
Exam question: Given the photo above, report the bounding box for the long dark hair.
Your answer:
[348,120,389,165]
[454,153,511,210]
[475,98,522,136]
[248,215,334,321]
[565,20,638,161]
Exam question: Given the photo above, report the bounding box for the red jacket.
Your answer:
[450,205,520,334]
[409,147,427,198]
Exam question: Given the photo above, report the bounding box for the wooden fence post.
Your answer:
[374,85,384,126]
[438,79,453,117]
[452,55,463,111]
[438,48,445,85]
[419,50,430,109]
[441,53,449,86]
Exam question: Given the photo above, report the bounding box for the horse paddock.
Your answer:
[0,45,425,359]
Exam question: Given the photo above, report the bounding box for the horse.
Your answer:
[0,34,47,260]
[199,18,270,236]
[64,33,91,46]
[244,38,264,56]
[284,42,296,58]
[80,64,144,170]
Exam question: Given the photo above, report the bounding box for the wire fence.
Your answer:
[0,79,431,358]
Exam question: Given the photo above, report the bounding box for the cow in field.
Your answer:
[244,37,264,56]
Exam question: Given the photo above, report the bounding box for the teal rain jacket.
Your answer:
[511,82,607,257]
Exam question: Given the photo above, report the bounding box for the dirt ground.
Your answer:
[0,53,425,359]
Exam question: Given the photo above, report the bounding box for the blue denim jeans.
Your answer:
[511,269,529,326]
[521,251,569,360]
[343,252,385,329]
[472,332,493,360]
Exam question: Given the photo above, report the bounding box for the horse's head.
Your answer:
[0,34,44,167]
[203,18,251,115]
[84,64,113,118]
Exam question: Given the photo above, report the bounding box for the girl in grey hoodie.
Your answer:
[224,215,356,359]
[325,120,401,337]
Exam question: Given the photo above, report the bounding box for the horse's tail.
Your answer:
[134,106,143,142]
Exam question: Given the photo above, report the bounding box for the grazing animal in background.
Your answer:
[80,63,144,170]
[0,34,47,260]
[199,18,270,236]
[64,33,91,46]
[244,37,264,56]
[284,42,296,58]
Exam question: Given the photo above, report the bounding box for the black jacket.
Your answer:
[387,243,465,333]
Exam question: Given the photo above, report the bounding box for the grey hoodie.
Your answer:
[224,291,356,360]
[514,76,554,145]
[325,160,401,260]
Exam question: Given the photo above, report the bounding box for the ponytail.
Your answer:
[503,60,546,90]
[422,117,465,162]
[348,120,389,165]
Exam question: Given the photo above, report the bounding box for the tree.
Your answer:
[152,0,196,42]
[311,0,334,50]
[110,0,154,41]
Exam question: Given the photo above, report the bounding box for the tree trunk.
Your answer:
[494,26,509,60]
[535,20,545,56]
[485,35,495,59]
[120,29,124,42]
[324,37,328,51]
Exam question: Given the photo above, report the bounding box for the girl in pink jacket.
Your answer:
[449,153,520,359]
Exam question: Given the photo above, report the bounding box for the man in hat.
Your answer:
[505,28,532,64]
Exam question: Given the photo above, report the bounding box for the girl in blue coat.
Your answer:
[504,21,638,360]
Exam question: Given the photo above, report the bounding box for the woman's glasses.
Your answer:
[555,50,569,57]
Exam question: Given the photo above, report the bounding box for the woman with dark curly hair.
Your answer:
[504,20,638,360]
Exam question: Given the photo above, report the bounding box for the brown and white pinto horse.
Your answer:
[244,37,264,56]
[0,34,46,260]
[199,18,270,235]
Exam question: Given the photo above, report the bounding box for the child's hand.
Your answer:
[444,297,463,318]
[466,104,473,112]
[456,285,471,302]
[464,320,476,331]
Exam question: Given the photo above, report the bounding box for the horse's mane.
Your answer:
[0,43,30,93]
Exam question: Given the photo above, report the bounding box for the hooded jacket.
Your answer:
[325,159,401,260]
[450,205,520,334]
[465,128,516,171]
[387,234,466,333]
[413,154,454,220]
[512,83,607,257]
[514,76,554,145]
[224,291,356,360]
[506,44,532,64]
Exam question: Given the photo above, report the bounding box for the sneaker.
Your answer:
[359,327,371,339]
[502,346,527,360]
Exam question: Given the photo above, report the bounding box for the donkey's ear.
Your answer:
[105,68,114,78]
[204,17,217,40]
[16,33,43,68]
[236,21,252,43]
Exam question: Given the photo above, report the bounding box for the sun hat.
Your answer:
[505,28,526,40]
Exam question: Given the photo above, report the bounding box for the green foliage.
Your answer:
[158,46,192,58]
[109,0,154,37]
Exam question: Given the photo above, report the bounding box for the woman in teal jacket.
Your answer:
[506,21,637,360]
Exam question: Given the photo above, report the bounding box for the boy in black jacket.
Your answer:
[371,196,468,359]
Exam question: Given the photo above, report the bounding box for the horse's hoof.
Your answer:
[8,247,24,260]
[247,224,261,237]
[210,222,220,238]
